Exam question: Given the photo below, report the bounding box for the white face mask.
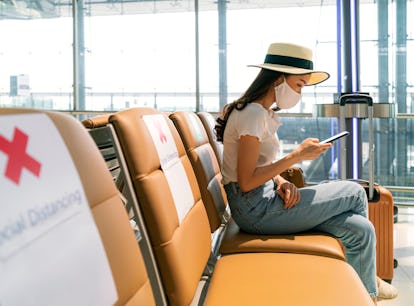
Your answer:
[274,78,302,109]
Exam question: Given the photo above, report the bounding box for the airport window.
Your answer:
[0,0,413,205]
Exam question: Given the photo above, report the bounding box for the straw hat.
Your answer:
[249,42,330,85]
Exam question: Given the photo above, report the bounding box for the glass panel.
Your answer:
[83,1,196,112]
[224,3,338,113]
[199,9,219,112]
[278,116,340,182]
[0,1,73,109]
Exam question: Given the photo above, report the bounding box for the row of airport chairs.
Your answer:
[82,107,373,305]
[1,107,374,305]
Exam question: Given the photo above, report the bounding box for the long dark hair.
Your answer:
[214,69,283,142]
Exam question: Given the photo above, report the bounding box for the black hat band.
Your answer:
[264,54,313,70]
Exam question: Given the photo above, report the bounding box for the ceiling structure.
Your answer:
[0,0,375,20]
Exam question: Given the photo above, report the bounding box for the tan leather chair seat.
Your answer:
[220,219,344,259]
[204,253,373,306]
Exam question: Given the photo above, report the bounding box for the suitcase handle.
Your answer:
[338,93,375,200]
[339,93,373,107]
[348,178,378,187]
[347,179,380,202]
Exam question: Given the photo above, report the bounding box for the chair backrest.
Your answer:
[82,113,167,306]
[170,111,228,232]
[82,114,112,129]
[109,107,212,306]
[83,115,128,211]
[197,112,223,167]
[0,108,155,306]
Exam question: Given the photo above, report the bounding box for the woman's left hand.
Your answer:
[277,181,301,209]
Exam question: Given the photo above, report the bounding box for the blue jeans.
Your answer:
[224,179,378,298]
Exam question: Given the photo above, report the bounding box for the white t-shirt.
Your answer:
[221,102,282,185]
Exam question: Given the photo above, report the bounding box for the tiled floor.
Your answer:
[378,207,414,305]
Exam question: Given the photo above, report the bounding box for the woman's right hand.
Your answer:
[291,138,332,161]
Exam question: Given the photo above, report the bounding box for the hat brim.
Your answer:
[248,63,330,86]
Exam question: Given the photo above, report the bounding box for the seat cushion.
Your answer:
[219,219,345,260]
[204,253,373,306]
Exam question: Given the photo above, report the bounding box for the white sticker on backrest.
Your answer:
[0,114,117,306]
[143,114,194,224]
[189,114,204,143]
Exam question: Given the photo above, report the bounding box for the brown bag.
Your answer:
[280,167,305,188]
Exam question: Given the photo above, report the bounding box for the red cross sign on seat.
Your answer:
[0,127,41,185]
[154,118,168,144]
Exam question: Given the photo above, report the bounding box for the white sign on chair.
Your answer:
[0,114,117,306]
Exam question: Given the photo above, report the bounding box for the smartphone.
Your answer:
[320,131,350,144]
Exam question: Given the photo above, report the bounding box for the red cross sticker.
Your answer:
[154,119,167,144]
[0,127,41,185]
